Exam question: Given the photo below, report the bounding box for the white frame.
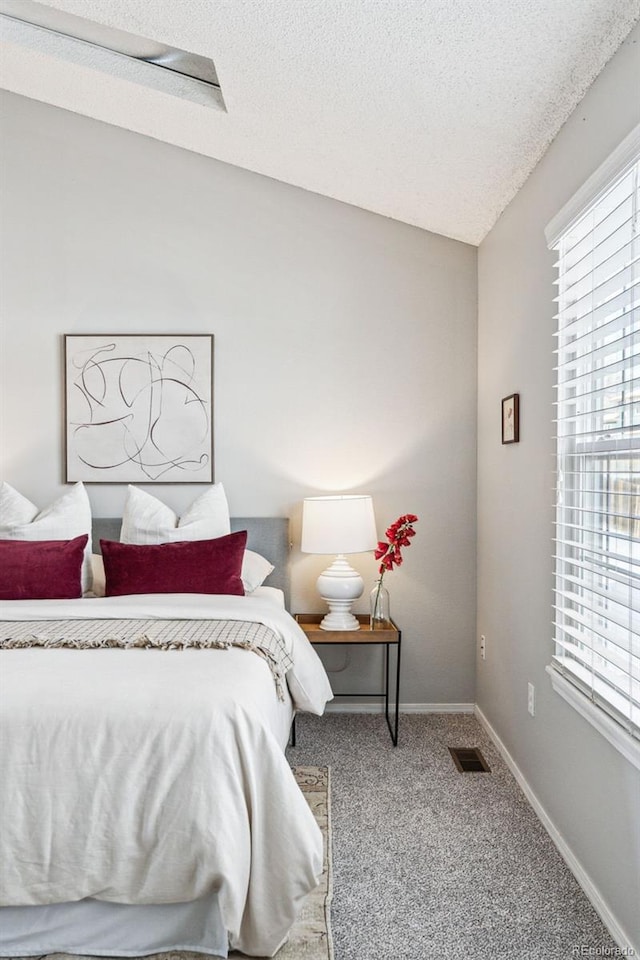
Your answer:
[546,129,640,761]
[65,334,214,483]
[546,666,640,771]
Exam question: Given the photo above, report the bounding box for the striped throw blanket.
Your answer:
[0,618,294,700]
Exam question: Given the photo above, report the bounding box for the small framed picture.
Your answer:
[501,393,520,444]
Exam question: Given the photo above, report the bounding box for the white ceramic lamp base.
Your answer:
[316,555,363,630]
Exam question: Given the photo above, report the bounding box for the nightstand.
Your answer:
[295,614,402,746]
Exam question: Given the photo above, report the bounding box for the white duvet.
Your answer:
[0,594,333,957]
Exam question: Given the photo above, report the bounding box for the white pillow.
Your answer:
[242,549,275,593]
[121,484,230,545]
[89,547,273,598]
[89,553,107,598]
[0,481,93,594]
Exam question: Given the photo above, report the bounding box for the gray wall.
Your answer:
[477,24,640,951]
[0,91,478,707]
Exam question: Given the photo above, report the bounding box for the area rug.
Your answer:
[24,765,333,960]
[231,765,334,960]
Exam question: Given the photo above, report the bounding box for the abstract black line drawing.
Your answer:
[65,335,214,483]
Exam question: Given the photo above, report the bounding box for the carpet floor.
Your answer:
[287,712,617,960]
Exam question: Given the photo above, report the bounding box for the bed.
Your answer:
[0,516,333,959]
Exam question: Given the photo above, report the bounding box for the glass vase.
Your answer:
[370,579,390,628]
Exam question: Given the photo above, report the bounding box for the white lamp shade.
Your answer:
[301,495,377,555]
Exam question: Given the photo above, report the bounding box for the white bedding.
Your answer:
[0,594,333,957]
[250,585,285,608]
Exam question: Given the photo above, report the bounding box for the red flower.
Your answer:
[374,541,388,560]
[371,513,418,622]
[375,514,419,579]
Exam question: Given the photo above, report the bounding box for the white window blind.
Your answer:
[551,152,640,740]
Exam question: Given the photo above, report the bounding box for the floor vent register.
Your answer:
[448,747,491,773]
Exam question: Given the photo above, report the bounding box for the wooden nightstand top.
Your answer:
[295,613,400,644]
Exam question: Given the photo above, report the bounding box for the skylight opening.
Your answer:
[0,0,225,111]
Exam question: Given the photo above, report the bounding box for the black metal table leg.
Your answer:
[290,714,296,747]
[384,631,401,746]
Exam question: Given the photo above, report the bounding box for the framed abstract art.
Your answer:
[65,334,214,483]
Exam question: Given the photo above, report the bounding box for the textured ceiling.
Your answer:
[1,0,639,245]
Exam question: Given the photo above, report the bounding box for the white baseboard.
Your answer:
[325,701,475,714]
[474,705,638,956]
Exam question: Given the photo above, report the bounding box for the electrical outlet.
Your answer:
[479,635,486,660]
[528,682,535,716]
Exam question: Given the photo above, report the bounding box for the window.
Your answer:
[547,134,640,761]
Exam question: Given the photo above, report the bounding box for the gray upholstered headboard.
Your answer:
[92,517,291,610]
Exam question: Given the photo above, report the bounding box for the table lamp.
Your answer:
[301,494,377,630]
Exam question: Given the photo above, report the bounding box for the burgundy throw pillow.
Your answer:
[100,531,248,598]
[0,534,88,600]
